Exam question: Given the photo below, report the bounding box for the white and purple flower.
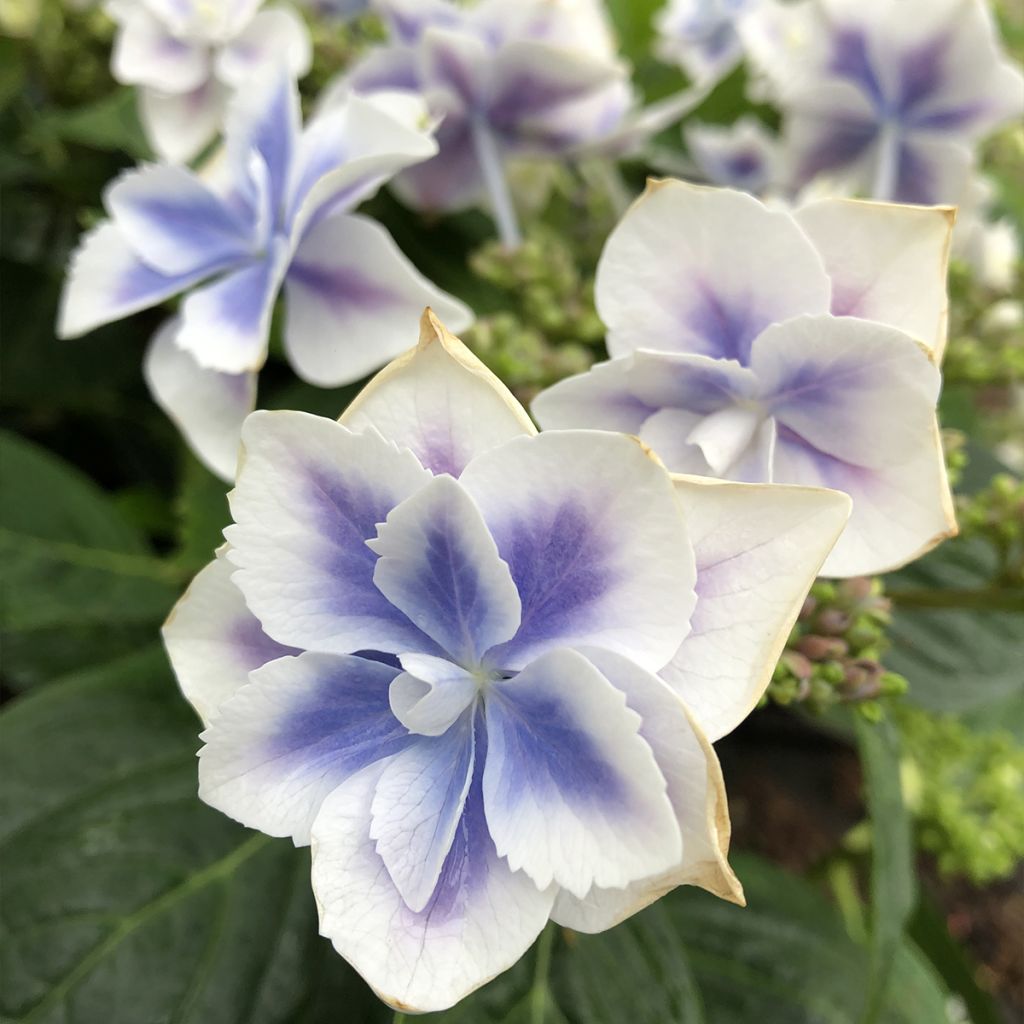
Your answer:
[739,0,1024,205]
[533,180,958,577]
[684,115,780,193]
[322,0,631,244]
[656,0,760,86]
[163,309,851,1012]
[106,0,313,163]
[58,72,472,481]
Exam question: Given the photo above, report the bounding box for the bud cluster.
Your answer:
[768,577,909,718]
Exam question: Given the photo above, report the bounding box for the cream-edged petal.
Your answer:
[143,319,256,482]
[796,197,955,358]
[161,547,299,725]
[551,646,740,931]
[311,760,555,1014]
[483,648,681,898]
[283,213,473,388]
[225,411,436,655]
[773,423,956,578]
[596,179,831,363]
[660,475,851,741]
[340,309,535,475]
[458,430,697,672]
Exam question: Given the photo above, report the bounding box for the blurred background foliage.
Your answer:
[1,0,1022,1022]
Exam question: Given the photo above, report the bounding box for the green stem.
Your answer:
[530,922,557,1024]
[888,586,1024,612]
[393,1014,408,1024]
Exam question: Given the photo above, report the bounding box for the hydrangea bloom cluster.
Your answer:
[533,180,958,577]
[655,0,760,86]
[106,0,313,162]
[740,0,1024,206]
[164,311,851,1012]
[58,72,471,480]
[322,0,631,243]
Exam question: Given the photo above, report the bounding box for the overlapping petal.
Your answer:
[596,180,831,362]
[199,651,409,844]
[225,411,435,655]
[340,310,535,476]
[161,548,299,725]
[661,476,851,740]
[283,213,472,387]
[369,475,521,666]
[482,648,681,897]
[143,319,257,482]
[458,430,697,671]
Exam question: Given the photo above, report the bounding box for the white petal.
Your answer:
[596,179,831,362]
[224,411,435,655]
[796,198,955,358]
[660,475,851,741]
[458,431,697,672]
[552,647,741,931]
[341,309,535,475]
[111,7,209,93]
[139,78,230,164]
[311,761,555,1013]
[368,474,522,665]
[215,5,313,87]
[57,222,212,339]
[369,717,475,912]
[143,318,256,482]
[162,547,298,725]
[483,647,681,898]
[283,213,473,387]
[388,667,478,737]
[198,651,408,844]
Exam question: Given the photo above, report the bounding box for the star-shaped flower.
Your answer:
[58,71,472,480]
[740,0,1024,204]
[533,180,958,577]
[321,0,631,243]
[164,309,850,1012]
[656,0,761,86]
[107,0,313,162]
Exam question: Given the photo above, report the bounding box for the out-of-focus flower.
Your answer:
[320,0,631,244]
[163,310,850,1013]
[740,0,1024,205]
[533,180,958,577]
[655,0,760,85]
[684,115,780,193]
[952,175,1021,293]
[299,0,369,19]
[59,72,472,480]
[105,0,313,162]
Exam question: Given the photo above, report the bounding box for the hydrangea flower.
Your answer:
[684,115,780,193]
[321,0,631,244]
[533,180,958,577]
[106,0,313,163]
[739,0,1024,205]
[163,310,851,1012]
[655,0,760,85]
[58,72,472,481]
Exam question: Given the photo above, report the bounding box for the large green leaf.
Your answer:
[0,648,385,1024]
[0,431,182,688]
[886,537,1024,735]
[855,717,916,1024]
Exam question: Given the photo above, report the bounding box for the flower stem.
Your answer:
[393,1014,408,1024]
[529,922,557,1024]
[471,115,522,250]
[871,120,900,201]
[888,586,1024,612]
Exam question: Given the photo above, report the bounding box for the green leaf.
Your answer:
[855,716,916,1024]
[174,455,231,573]
[886,537,1024,735]
[0,431,182,688]
[0,648,385,1024]
[42,88,151,159]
